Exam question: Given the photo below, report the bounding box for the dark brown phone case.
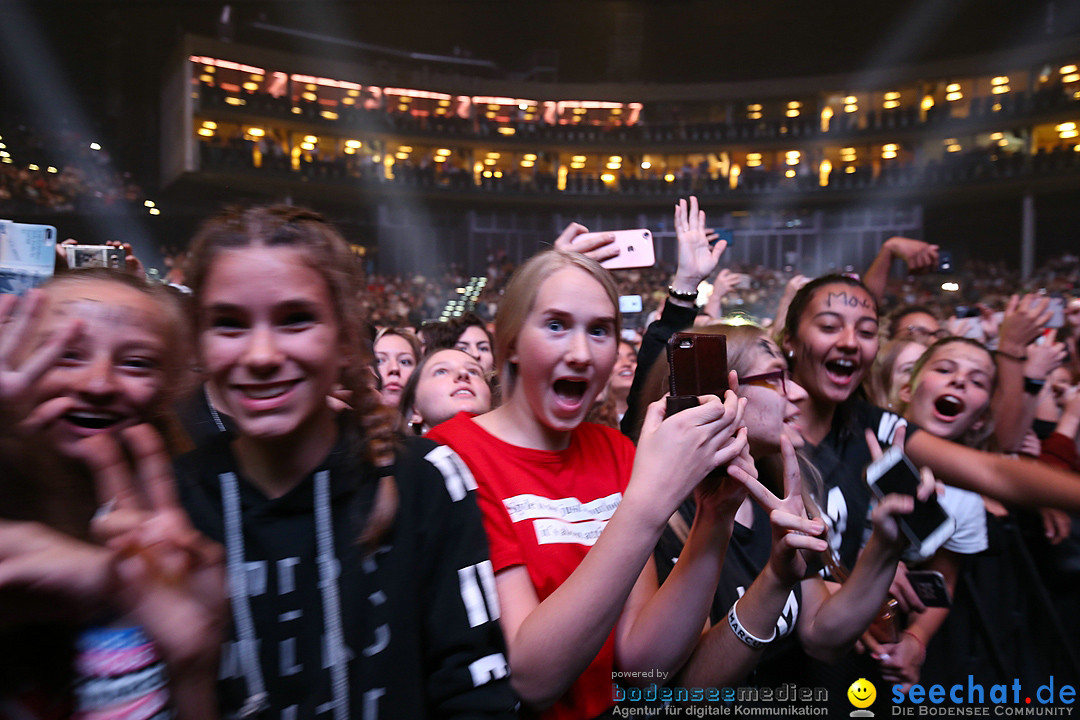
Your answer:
[666,332,728,415]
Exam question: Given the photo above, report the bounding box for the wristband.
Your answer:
[667,285,698,302]
[1023,376,1045,395]
[994,349,1027,363]
[727,598,777,649]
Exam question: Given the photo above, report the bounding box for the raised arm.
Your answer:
[992,294,1053,450]
[497,394,746,709]
[863,237,939,304]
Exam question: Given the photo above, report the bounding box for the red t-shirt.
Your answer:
[428,413,636,720]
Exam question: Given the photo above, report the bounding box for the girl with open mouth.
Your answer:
[428,247,753,720]
[0,268,221,719]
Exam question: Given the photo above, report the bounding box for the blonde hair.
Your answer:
[494,250,620,396]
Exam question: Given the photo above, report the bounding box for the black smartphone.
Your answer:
[865,446,955,558]
[710,228,734,249]
[667,332,728,415]
[905,569,952,608]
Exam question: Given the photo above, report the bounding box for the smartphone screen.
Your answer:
[866,447,953,553]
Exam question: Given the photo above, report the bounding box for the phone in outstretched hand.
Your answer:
[865,445,955,559]
[576,229,656,270]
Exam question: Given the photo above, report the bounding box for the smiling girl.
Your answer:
[174,205,516,719]
[428,250,753,719]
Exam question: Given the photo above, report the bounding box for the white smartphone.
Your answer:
[576,229,656,270]
[865,445,955,558]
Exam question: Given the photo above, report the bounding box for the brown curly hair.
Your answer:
[185,205,397,548]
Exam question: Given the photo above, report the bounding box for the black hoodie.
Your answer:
[176,432,517,720]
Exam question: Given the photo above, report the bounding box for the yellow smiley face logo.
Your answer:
[847,678,877,709]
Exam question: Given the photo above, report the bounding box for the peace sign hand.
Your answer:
[76,424,226,678]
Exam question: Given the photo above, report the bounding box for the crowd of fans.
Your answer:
[2,195,1080,720]
[0,125,145,213]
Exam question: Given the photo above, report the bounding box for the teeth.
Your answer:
[452,389,474,397]
[241,382,294,400]
[833,359,854,368]
[68,411,119,421]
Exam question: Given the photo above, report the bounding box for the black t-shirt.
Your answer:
[806,399,916,571]
[655,499,804,682]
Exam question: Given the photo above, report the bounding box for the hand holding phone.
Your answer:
[667,332,728,416]
[574,229,656,270]
[865,445,954,559]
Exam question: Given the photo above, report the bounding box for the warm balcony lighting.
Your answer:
[348,89,360,97]
[729,164,740,189]
[883,100,900,109]
[203,65,215,74]
[521,160,534,168]
[942,282,959,292]
[433,155,445,162]
[947,144,961,152]
[149,208,161,216]
[787,101,801,109]
[991,86,1009,95]
[27,164,39,171]
[991,76,1009,85]
[998,139,1009,146]
[225,97,246,106]
[523,153,537,161]
[921,95,935,111]
[784,168,796,178]
[1062,130,1079,139]
[46,166,57,173]
[1061,65,1078,75]
[946,83,961,92]
[1056,122,1077,132]
[664,173,675,182]
[601,173,615,183]
[747,104,763,111]
[304,136,318,144]
[845,166,856,173]
[498,127,516,135]
[345,140,362,149]
[844,104,857,113]
[436,148,452,156]
[302,92,317,102]
[300,142,315,151]
[571,162,585,169]
[641,161,651,169]
[748,112,763,120]
[990,132,1004,140]
[321,111,339,120]
[1064,73,1080,83]
[199,74,214,84]
[243,82,258,92]
[946,92,963,102]
[493,171,503,178]
[482,170,492,178]
[198,128,214,137]
[246,128,265,137]
[884,91,901,101]
[572,155,586,163]
[486,151,499,158]
[291,107,302,114]
[819,159,831,187]
[484,158,496,165]
[202,121,217,129]
[786,109,800,118]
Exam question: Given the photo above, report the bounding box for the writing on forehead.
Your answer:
[758,339,781,359]
[55,298,156,327]
[826,291,873,310]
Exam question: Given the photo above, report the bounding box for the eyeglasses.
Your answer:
[740,369,788,395]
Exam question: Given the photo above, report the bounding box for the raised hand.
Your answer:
[77,425,226,677]
[673,196,724,292]
[552,222,620,264]
[0,290,81,434]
